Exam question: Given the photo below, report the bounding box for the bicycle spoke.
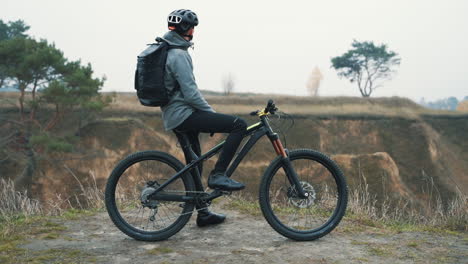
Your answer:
[108,152,195,237]
[266,154,341,232]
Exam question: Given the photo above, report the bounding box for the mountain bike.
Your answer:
[105,100,348,241]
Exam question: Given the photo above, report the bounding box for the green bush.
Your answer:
[29,133,73,153]
[29,134,49,146]
[46,140,73,152]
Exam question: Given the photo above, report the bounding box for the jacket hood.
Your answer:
[160,31,192,48]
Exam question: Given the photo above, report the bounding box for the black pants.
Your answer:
[174,111,247,175]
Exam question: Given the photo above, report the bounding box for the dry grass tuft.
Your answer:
[347,174,467,231]
[0,178,42,219]
[1,164,466,233]
[4,91,467,117]
[104,92,468,117]
[0,173,104,222]
[63,166,105,210]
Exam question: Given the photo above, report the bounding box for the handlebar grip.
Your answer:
[251,100,278,116]
[265,99,276,114]
[267,99,274,108]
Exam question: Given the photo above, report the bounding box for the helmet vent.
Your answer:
[168,15,182,24]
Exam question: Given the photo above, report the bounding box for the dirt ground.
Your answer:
[17,201,468,264]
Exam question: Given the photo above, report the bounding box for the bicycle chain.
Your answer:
[141,189,236,223]
[152,189,232,213]
[156,190,232,195]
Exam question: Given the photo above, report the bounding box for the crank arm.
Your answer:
[203,189,227,202]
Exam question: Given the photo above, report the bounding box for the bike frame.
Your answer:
[148,115,308,202]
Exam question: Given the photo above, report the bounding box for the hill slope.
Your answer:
[1,95,467,213]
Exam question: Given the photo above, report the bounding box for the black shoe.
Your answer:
[208,171,245,191]
[196,210,226,227]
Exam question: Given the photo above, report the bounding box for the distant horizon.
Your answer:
[2,0,468,102]
[2,87,466,104]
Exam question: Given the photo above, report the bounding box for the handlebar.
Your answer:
[250,99,278,116]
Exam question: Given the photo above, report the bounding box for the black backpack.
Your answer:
[134,37,178,107]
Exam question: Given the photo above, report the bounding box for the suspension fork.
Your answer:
[268,134,309,199]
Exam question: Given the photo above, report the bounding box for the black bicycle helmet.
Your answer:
[167,9,199,33]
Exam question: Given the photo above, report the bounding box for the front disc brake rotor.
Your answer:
[287,181,316,208]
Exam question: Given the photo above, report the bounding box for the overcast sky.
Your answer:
[2,0,468,101]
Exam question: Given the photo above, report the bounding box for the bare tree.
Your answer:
[306,66,323,96]
[222,73,235,95]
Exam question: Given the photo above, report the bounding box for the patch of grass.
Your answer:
[190,259,209,264]
[381,220,464,235]
[351,240,371,246]
[350,240,400,259]
[147,247,173,255]
[0,231,27,262]
[41,232,60,240]
[88,234,102,239]
[29,221,67,235]
[343,210,465,236]
[0,205,105,263]
[406,241,418,248]
[63,235,79,241]
[223,199,261,217]
[400,251,418,261]
[60,208,97,220]
[230,249,242,255]
[367,244,394,257]
[433,254,457,264]
[25,248,94,264]
[1,215,46,240]
[0,214,73,263]
[346,214,382,228]
[335,223,368,234]
[339,214,391,235]
[230,248,264,256]
[0,241,26,256]
[352,257,369,262]
[0,240,27,264]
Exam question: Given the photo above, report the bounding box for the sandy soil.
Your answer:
[20,202,467,264]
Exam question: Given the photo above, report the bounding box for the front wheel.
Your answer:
[259,149,348,241]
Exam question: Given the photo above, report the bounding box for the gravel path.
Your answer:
[20,202,467,264]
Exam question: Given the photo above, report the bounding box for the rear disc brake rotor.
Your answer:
[140,185,159,209]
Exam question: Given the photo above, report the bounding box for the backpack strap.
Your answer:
[155,37,187,50]
[153,37,184,97]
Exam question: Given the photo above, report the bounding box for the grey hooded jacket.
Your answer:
[160,31,215,131]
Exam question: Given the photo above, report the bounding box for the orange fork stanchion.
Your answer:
[271,138,287,157]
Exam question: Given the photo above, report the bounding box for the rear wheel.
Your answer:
[259,149,348,241]
[105,151,195,241]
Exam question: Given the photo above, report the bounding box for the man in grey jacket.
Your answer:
[160,9,248,227]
